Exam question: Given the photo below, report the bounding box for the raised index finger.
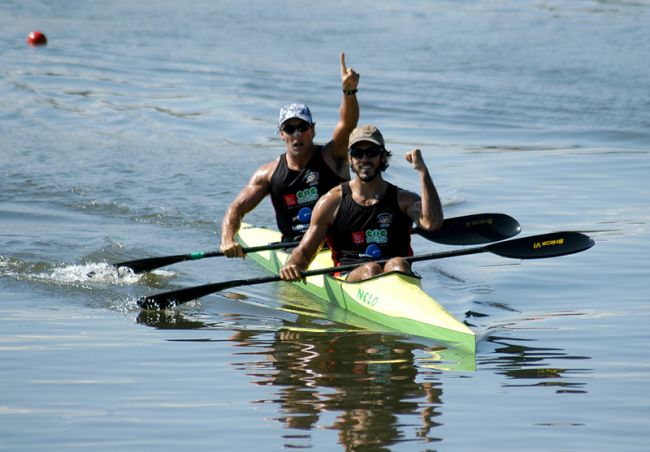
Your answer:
[340,52,347,77]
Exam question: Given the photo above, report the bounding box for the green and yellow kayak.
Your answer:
[237,223,476,353]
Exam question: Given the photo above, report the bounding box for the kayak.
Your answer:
[237,223,476,353]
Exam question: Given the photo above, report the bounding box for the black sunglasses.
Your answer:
[281,122,311,134]
[349,145,383,159]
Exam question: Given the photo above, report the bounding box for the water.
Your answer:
[2,0,649,450]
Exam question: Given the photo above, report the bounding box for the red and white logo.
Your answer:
[283,193,298,207]
[351,231,365,245]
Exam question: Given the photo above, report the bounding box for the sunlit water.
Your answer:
[1,1,649,450]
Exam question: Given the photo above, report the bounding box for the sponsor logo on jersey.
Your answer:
[351,231,365,245]
[283,193,298,207]
[292,223,310,233]
[364,244,382,259]
[305,170,320,186]
[376,212,393,227]
[296,186,318,204]
[366,229,388,244]
[293,207,312,224]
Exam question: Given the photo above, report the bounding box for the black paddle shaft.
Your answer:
[118,213,521,274]
[137,231,594,310]
[115,241,299,274]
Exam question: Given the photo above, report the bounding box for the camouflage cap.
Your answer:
[348,125,385,148]
[278,103,313,128]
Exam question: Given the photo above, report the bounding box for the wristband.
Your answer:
[343,89,358,96]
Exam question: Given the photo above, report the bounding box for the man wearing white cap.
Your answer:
[280,125,443,283]
[220,53,360,257]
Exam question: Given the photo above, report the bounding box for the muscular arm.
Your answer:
[322,52,360,178]
[220,160,276,257]
[400,149,444,231]
[279,187,342,281]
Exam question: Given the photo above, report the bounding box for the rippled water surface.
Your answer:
[2,1,649,450]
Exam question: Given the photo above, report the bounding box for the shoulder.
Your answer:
[252,157,280,184]
[314,184,343,216]
[308,186,342,228]
[320,184,344,205]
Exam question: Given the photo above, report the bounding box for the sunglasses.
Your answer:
[349,145,383,159]
[281,122,311,134]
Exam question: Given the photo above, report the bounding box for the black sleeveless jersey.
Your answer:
[269,143,347,241]
[326,182,413,266]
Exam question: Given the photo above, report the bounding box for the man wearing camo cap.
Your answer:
[280,125,443,283]
[221,53,360,257]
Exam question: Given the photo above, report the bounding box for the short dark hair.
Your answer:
[380,148,392,172]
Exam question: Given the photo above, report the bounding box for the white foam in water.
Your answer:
[0,256,21,275]
[2,257,174,287]
[48,263,163,285]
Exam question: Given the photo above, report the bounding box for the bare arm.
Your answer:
[220,161,276,258]
[400,149,444,231]
[322,52,360,177]
[279,186,342,281]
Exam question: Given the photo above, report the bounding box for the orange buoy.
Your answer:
[27,31,47,47]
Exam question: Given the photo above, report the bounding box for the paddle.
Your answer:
[113,242,300,274]
[114,213,521,274]
[137,230,594,310]
[412,212,521,245]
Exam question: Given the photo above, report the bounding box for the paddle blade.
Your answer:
[138,294,177,310]
[137,275,281,309]
[116,254,194,274]
[137,281,234,309]
[487,231,594,259]
[415,213,521,245]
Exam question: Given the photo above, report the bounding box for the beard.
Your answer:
[356,169,380,182]
[352,161,382,182]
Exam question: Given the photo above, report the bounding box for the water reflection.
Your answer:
[137,307,593,448]
[137,309,206,329]
[234,328,446,449]
[138,309,456,449]
[481,334,592,394]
